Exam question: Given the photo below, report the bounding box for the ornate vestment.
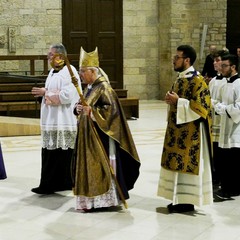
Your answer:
[72,77,140,198]
[161,70,212,175]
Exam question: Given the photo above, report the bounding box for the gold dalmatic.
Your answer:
[161,74,212,175]
[79,47,99,68]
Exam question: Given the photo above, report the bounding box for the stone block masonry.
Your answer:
[0,0,227,100]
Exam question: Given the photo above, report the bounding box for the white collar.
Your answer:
[178,66,196,79]
[227,73,239,82]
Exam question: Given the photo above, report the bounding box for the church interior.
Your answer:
[1,101,240,240]
[1,0,240,239]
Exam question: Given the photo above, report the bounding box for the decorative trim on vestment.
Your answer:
[42,130,77,149]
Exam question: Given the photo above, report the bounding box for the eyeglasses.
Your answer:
[173,55,186,60]
[221,64,232,68]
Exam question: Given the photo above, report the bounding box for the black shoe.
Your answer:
[54,186,73,192]
[215,189,232,200]
[31,187,54,195]
[167,203,194,213]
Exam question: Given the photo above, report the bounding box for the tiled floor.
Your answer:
[1,100,240,240]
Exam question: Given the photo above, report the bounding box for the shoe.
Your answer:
[54,186,73,192]
[215,189,232,200]
[31,187,54,195]
[77,208,94,213]
[167,203,194,213]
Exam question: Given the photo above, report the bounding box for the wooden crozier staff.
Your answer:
[55,53,128,209]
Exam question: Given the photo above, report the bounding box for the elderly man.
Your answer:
[31,43,80,194]
[202,45,218,84]
[72,47,140,212]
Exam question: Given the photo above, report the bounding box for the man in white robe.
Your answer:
[31,43,81,194]
[209,50,227,186]
[214,54,240,199]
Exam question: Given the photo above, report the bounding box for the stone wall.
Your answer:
[0,0,62,74]
[123,0,160,99]
[158,0,227,99]
[199,0,227,62]
[0,0,227,100]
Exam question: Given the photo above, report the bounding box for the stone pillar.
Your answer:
[123,0,160,99]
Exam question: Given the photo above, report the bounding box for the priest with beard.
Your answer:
[157,45,213,213]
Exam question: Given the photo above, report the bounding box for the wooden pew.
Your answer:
[0,74,139,119]
[0,74,44,117]
[0,55,139,119]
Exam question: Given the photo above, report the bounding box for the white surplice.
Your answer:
[41,65,81,150]
[217,76,240,148]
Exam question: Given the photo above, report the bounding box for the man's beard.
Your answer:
[174,65,185,72]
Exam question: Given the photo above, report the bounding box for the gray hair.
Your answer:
[87,67,101,78]
[80,67,110,83]
[50,43,67,55]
